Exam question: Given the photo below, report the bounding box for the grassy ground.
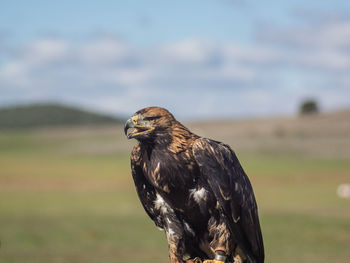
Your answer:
[0,115,350,263]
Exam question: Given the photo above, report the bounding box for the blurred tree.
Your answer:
[299,99,319,115]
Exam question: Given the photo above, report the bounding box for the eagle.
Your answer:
[124,107,264,263]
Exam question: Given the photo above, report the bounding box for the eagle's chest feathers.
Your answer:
[141,147,197,195]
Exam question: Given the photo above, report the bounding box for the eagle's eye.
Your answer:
[143,116,161,121]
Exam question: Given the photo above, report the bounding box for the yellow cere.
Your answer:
[132,115,138,124]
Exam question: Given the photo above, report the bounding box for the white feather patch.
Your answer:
[190,187,208,204]
[154,194,165,209]
[154,194,173,213]
[167,228,175,236]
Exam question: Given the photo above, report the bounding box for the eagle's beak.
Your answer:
[124,118,134,138]
[124,116,155,139]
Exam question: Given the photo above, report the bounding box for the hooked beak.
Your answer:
[124,118,134,138]
[124,116,155,139]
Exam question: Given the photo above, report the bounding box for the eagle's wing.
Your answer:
[192,138,264,263]
[131,145,162,228]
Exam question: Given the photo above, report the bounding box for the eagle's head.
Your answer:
[124,107,176,141]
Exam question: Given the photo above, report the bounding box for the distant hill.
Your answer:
[188,109,350,158]
[0,103,124,129]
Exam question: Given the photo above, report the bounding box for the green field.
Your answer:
[1,116,350,263]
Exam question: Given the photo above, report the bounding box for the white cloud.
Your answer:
[79,37,129,64]
[1,15,350,119]
[160,39,214,64]
[23,39,68,62]
[257,16,350,72]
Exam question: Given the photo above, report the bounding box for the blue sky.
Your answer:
[1,0,350,119]
[3,0,349,45]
